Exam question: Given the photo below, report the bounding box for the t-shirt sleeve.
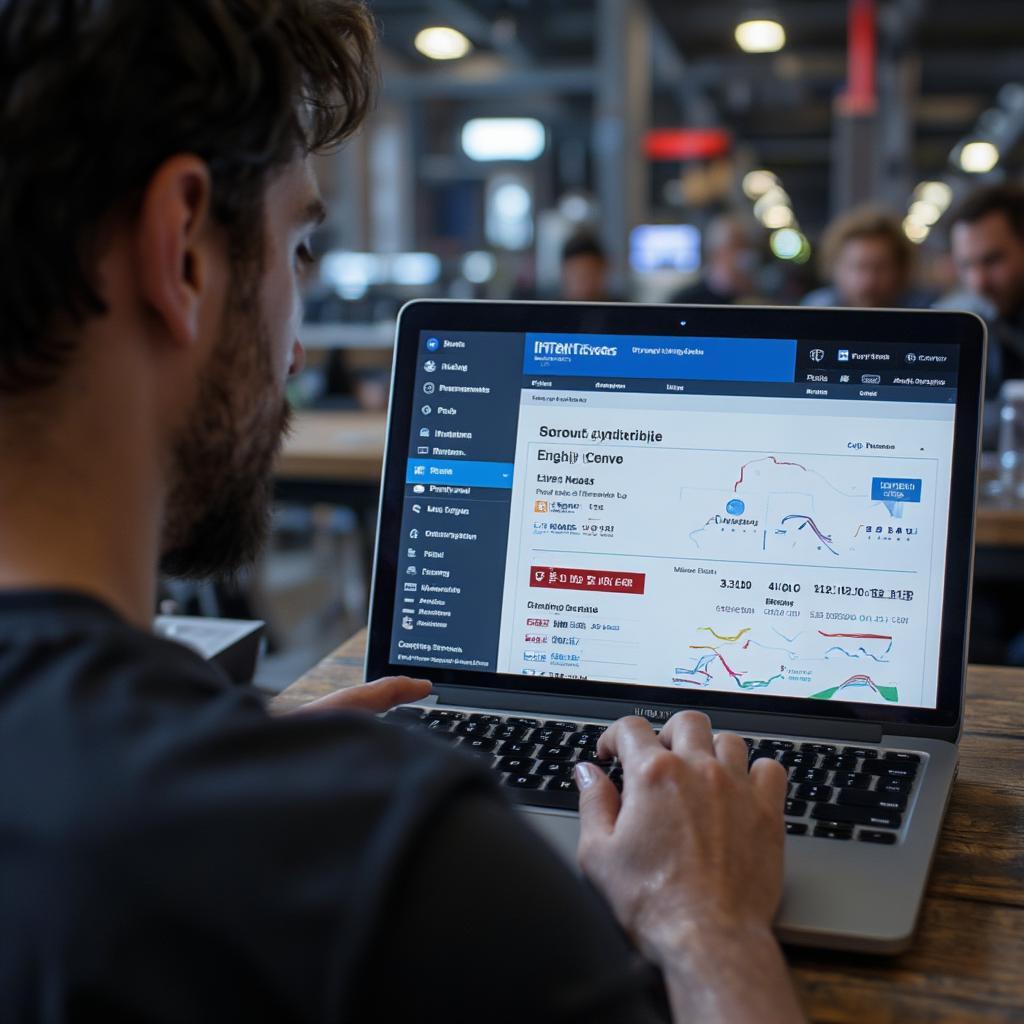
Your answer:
[348,790,671,1024]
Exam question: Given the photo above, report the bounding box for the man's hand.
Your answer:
[574,711,804,1024]
[289,676,431,716]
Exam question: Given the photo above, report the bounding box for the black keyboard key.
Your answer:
[545,776,579,793]
[545,720,579,731]
[810,803,902,829]
[780,752,818,768]
[785,799,808,817]
[877,778,914,795]
[860,761,918,779]
[581,723,607,734]
[455,721,491,738]
[537,745,574,761]
[791,767,828,784]
[470,714,502,726]
[884,751,922,763]
[837,788,907,812]
[813,825,852,840]
[495,756,537,774]
[795,783,833,801]
[536,761,574,778]
[821,755,858,771]
[504,774,541,789]
[461,737,498,756]
[786,822,808,835]
[859,830,898,844]
[608,766,623,790]
[425,710,466,721]
[758,739,795,752]
[831,772,872,790]
[532,728,569,745]
[566,731,598,748]
[749,749,778,764]
[845,747,879,759]
[499,741,538,757]
[507,717,540,728]
[493,724,528,741]
[742,737,755,747]
[576,749,613,766]
[424,719,458,734]
[801,743,836,754]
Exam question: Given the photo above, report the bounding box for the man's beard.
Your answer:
[159,280,292,581]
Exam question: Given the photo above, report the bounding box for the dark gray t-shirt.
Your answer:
[0,591,668,1023]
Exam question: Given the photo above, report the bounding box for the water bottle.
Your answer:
[997,379,1024,503]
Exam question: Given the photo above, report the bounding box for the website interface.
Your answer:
[389,330,959,710]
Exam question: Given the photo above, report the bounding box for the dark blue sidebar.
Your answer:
[390,330,523,671]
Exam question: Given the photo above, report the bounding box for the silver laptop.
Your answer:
[366,300,985,953]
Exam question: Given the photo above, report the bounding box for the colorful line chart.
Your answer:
[671,626,900,703]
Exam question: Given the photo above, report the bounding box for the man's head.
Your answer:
[949,184,1024,319]
[561,233,609,302]
[703,215,760,298]
[0,0,376,579]
[821,206,912,309]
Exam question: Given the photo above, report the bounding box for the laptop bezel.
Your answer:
[366,300,984,733]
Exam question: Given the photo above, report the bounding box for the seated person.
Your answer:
[671,214,762,305]
[936,184,1024,449]
[0,3,801,1022]
[560,231,616,302]
[803,205,932,309]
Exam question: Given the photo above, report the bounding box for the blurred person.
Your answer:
[671,213,761,305]
[803,206,930,309]
[560,231,614,301]
[0,3,803,1023]
[938,184,1024,449]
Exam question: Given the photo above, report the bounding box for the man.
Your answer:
[940,184,1024,449]
[802,205,930,309]
[671,214,761,305]
[0,3,802,1022]
[560,231,614,302]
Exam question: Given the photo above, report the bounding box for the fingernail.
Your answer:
[575,763,596,789]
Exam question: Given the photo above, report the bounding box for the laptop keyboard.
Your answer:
[383,706,924,844]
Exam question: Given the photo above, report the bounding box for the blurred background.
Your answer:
[164,0,1024,687]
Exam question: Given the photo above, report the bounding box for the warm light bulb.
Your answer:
[903,217,930,244]
[414,26,472,60]
[735,20,786,54]
[959,141,999,174]
[742,169,778,199]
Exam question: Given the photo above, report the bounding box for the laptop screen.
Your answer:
[382,316,966,714]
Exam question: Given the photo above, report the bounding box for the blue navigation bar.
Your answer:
[406,459,514,488]
[524,333,797,383]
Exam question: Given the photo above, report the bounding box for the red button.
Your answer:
[529,565,646,595]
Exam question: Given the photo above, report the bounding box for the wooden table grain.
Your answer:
[273,632,1024,1022]
[275,410,386,485]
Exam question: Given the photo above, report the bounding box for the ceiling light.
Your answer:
[414,26,472,60]
[753,186,790,221]
[735,20,786,54]
[914,181,953,211]
[770,228,803,260]
[959,141,999,174]
[761,205,795,229]
[903,218,930,244]
[742,169,778,199]
[462,118,546,162]
[908,201,941,226]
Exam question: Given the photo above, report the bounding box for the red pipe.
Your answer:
[841,0,877,115]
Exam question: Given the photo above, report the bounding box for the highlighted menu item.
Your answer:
[529,566,647,595]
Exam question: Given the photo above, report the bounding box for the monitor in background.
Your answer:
[629,224,701,274]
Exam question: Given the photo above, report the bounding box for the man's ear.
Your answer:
[135,155,217,349]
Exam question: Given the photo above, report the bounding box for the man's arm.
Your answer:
[575,711,805,1024]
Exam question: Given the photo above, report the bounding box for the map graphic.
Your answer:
[681,450,932,572]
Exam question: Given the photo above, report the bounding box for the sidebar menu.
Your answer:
[390,330,523,671]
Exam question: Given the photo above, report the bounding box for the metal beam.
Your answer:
[382,64,597,100]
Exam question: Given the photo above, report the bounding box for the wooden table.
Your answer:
[976,504,1024,548]
[276,410,386,485]
[274,631,1024,1022]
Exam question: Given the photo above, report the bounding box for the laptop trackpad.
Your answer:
[520,806,580,863]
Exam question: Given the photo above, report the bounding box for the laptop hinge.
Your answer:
[434,686,884,743]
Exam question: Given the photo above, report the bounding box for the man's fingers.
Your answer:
[575,761,620,862]
[658,709,715,758]
[713,731,749,776]
[750,755,788,812]
[293,676,431,715]
[596,715,661,763]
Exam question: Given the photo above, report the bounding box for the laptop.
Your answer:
[365,300,985,953]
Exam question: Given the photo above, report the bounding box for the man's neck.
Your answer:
[0,400,164,631]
